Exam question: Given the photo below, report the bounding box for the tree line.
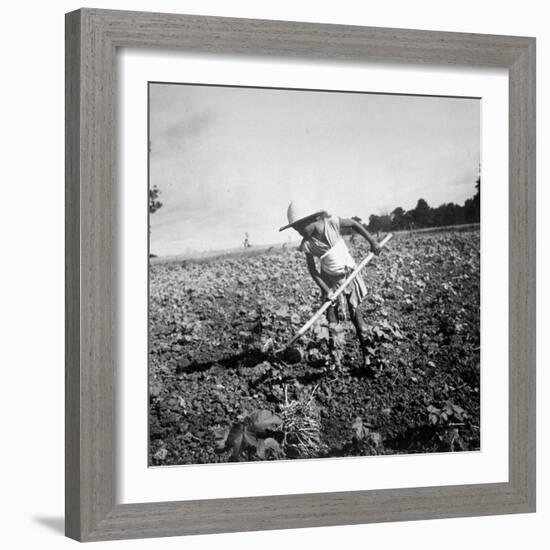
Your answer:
[360,177,480,233]
[149,175,480,236]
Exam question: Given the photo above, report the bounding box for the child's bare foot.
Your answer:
[362,353,375,377]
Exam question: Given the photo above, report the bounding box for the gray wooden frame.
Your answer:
[65,8,536,542]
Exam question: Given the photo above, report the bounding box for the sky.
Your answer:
[149,83,480,256]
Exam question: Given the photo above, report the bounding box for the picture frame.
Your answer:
[65,8,536,542]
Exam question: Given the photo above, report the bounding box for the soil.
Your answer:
[149,229,480,465]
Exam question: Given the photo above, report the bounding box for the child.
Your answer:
[280,201,381,370]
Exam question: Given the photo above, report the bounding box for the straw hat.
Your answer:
[279,201,326,232]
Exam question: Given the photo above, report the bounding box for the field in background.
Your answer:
[149,227,480,465]
[149,240,300,265]
[150,222,480,265]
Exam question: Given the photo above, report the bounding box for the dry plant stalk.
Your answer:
[280,385,325,457]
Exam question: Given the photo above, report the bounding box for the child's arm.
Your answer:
[306,253,333,298]
[340,217,381,255]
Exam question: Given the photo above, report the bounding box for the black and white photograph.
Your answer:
[148,82,481,466]
[2,0,543,545]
